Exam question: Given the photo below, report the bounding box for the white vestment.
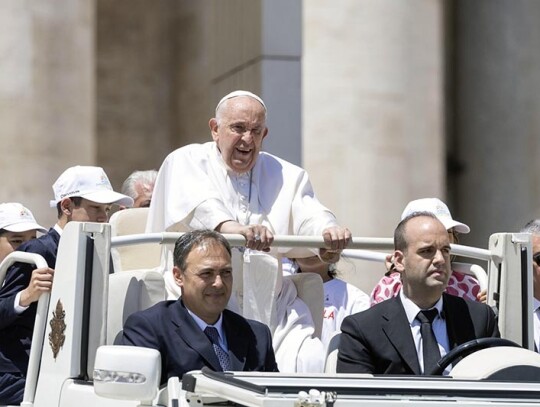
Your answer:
[147,142,336,372]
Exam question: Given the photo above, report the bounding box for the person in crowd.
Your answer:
[337,212,499,375]
[0,165,133,405]
[371,198,483,305]
[0,203,47,263]
[290,255,369,350]
[121,229,278,384]
[120,169,158,209]
[520,220,540,352]
[146,90,350,372]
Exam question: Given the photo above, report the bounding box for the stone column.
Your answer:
[454,0,540,246]
[96,0,175,189]
[303,1,446,289]
[207,0,302,166]
[0,0,95,226]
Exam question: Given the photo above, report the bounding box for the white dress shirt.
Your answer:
[400,291,450,374]
[186,308,229,352]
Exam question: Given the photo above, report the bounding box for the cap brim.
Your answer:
[443,219,470,234]
[3,222,48,234]
[82,190,134,207]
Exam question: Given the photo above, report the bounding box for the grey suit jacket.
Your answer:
[337,293,500,374]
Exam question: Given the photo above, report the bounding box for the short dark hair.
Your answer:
[0,228,6,237]
[56,197,83,218]
[173,229,231,271]
[394,211,439,252]
[521,219,540,234]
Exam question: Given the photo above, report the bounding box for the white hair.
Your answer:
[521,219,540,235]
[121,169,158,200]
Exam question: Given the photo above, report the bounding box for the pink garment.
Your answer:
[370,271,481,306]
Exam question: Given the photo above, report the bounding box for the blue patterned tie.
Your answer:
[204,326,231,371]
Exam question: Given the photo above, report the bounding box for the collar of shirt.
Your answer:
[534,298,540,313]
[399,290,444,325]
[185,307,228,351]
[54,224,63,236]
[400,290,450,374]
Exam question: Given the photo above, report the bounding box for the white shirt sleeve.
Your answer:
[14,291,29,314]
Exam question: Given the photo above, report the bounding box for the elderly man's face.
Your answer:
[209,96,268,174]
[133,181,154,208]
[173,241,233,324]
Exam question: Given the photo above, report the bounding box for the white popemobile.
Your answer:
[1,215,540,407]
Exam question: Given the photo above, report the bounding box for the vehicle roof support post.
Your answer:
[488,233,534,349]
[31,222,111,406]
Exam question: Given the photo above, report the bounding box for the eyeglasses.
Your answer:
[533,253,540,267]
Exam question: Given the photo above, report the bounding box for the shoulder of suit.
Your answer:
[344,297,392,323]
[443,293,493,314]
[133,300,177,317]
[223,309,269,332]
[18,229,58,256]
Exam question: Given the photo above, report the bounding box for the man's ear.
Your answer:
[172,266,184,288]
[60,198,73,216]
[261,126,268,140]
[393,250,405,273]
[209,118,219,141]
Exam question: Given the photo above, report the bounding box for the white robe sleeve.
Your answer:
[146,143,235,233]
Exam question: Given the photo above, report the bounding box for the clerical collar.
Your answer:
[400,290,444,325]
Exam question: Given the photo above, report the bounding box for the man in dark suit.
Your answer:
[121,229,278,384]
[0,166,133,405]
[337,212,499,375]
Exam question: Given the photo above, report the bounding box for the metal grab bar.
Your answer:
[0,252,48,287]
[111,233,493,262]
[111,233,395,250]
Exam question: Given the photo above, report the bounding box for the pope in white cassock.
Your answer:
[146,90,352,373]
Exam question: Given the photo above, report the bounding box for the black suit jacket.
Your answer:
[337,293,500,374]
[120,300,279,384]
[0,228,60,374]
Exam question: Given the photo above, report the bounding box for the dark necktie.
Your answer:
[416,308,441,375]
[204,326,231,371]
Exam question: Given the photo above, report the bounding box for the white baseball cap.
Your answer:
[0,203,47,233]
[401,198,470,234]
[49,166,134,208]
